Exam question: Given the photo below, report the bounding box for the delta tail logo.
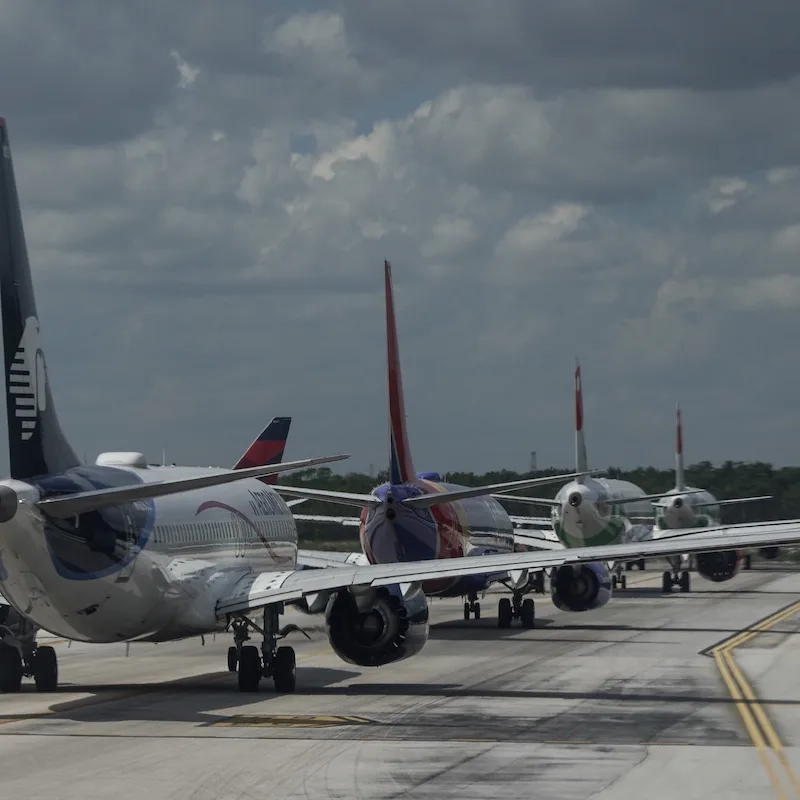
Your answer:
[9,316,46,441]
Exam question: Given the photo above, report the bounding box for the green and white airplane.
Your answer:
[493,361,684,588]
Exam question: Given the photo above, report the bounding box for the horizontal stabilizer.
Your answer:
[695,495,772,509]
[36,454,349,519]
[401,471,601,510]
[492,494,560,508]
[613,490,703,506]
[273,484,381,508]
[293,513,361,527]
[513,531,565,551]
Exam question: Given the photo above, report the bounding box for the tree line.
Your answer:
[283,461,799,544]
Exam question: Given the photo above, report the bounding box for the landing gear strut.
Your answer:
[662,570,691,593]
[498,592,535,629]
[463,592,481,620]
[229,603,301,693]
[611,564,627,590]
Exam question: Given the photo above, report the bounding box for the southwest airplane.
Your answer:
[2,120,800,697]
[651,405,773,593]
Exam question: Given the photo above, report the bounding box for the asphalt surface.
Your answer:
[1,563,799,799]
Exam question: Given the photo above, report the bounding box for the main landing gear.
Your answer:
[498,592,535,630]
[227,603,308,693]
[0,609,57,693]
[464,593,481,620]
[611,563,628,590]
[662,569,691,593]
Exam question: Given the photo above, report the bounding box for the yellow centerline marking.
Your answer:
[712,599,800,799]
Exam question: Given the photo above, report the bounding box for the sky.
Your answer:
[1,0,799,476]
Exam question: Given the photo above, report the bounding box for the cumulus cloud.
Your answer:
[2,1,800,474]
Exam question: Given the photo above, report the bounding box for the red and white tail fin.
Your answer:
[675,404,685,491]
[233,416,292,485]
[385,260,415,485]
[574,359,588,480]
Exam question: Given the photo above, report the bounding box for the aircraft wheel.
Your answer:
[33,645,58,692]
[273,646,296,694]
[520,598,535,629]
[0,644,22,693]
[620,575,627,590]
[238,645,261,692]
[744,555,753,570]
[679,571,691,593]
[612,575,618,590]
[473,602,481,620]
[638,559,646,571]
[533,572,545,594]
[497,598,513,629]
[227,646,238,672]
[463,602,470,620]
[661,571,672,594]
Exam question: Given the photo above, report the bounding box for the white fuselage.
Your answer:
[0,465,297,643]
[552,477,654,548]
[655,486,719,531]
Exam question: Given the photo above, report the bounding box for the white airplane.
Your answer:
[491,362,688,588]
[651,405,773,593]
[2,119,800,697]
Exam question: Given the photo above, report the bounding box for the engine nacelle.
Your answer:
[550,562,612,612]
[324,583,429,667]
[696,550,741,582]
[759,546,780,560]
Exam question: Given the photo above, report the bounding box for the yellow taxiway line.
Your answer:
[711,599,800,799]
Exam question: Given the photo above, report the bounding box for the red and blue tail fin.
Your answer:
[574,359,588,481]
[675,403,686,491]
[385,260,415,485]
[233,416,292,484]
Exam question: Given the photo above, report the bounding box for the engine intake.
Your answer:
[325,584,429,667]
[696,550,741,582]
[551,562,612,612]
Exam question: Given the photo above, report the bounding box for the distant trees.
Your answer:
[285,461,797,545]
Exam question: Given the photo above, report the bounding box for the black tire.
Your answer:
[680,571,691,593]
[638,559,646,571]
[0,645,22,693]
[744,555,752,570]
[238,645,261,692]
[520,598,535,629]
[273,646,296,693]
[227,646,238,672]
[612,575,618,590]
[620,575,627,590]
[662,571,672,593]
[33,645,58,692]
[473,602,481,620]
[533,572,545,594]
[463,602,470,620]
[497,597,513,629]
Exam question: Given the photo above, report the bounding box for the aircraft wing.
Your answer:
[216,518,800,615]
[293,513,361,528]
[36,454,349,519]
[695,495,773,509]
[509,514,553,528]
[297,549,368,569]
[491,494,560,508]
[513,530,565,551]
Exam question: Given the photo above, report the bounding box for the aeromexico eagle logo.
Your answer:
[9,316,47,441]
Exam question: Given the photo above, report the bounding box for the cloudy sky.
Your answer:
[1,1,799,476]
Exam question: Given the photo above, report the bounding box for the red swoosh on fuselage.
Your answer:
[195,500,294,565]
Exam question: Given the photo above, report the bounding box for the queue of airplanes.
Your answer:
[1,117,799,696]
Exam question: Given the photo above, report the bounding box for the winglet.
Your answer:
[233,416,292,485]
[574,358,588,480]
[675,403,685,491]
[385,260,415,485]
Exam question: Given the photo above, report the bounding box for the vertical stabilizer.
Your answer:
[574,359,588,481]
[675,404,685,491]
[385,260,415,485]
[233,416,292,485]
[0,120,78,479]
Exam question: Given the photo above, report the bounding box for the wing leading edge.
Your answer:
[218,518,800,615]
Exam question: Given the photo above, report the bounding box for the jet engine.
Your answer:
[550,562,612,612]
[324,583,429,667]
[696,550,742,582]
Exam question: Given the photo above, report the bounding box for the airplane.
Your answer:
[650,405,773,593]
[0,414,304,688]
[2,119,800,697]
[281,260,601,628]
[490,362,691,588]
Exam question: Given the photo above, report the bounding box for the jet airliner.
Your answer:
[1,118,799,695]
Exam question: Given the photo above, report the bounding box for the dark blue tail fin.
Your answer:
[233,416,292,484]
[0,120,78,479]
